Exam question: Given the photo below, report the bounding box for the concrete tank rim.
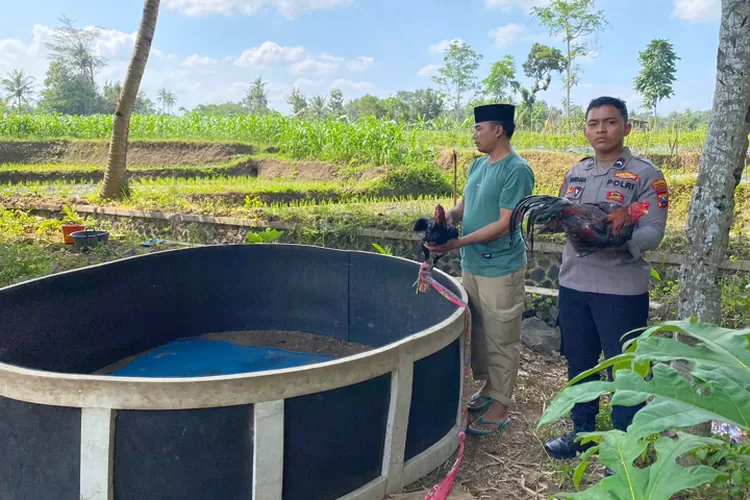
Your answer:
[0,244,468,410]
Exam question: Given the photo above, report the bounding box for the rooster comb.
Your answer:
[434,204,445,223]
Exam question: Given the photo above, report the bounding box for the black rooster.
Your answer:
[413,204,459,266]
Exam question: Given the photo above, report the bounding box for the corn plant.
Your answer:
[0,113,711,158]
[539,317,750,499]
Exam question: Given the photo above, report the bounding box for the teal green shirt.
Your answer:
[459,152,535,277]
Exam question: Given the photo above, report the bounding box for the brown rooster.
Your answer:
[413,204,459,266]
[509,194,650,257]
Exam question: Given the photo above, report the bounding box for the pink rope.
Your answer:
[415,263,472,500]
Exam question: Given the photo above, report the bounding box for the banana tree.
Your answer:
[99,0,161,199]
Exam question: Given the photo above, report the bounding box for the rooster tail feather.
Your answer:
[413,217,430,232]
[510,194,563,246]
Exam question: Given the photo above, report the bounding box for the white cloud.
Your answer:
[235,42,371,76]
[418,64,440,77]
[428,38,464,54]
[93,28,138,59]
[484,0,547,11]
[672,0,720,22]
[348,56,374,72]
[489,23,528,49]
[181,54,220,66]
[0,24,379,115]
[164,0,353,19]
[290,58,340,75]
[235,41,306,67]
[0,39,28,65]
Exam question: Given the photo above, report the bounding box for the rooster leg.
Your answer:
[421,244,430,263]
[432,253,441,267]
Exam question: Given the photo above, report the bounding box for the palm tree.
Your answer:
[99,0,161,200]
[0,69,36,111]
[157,88,176,114]
[308,95,328,120]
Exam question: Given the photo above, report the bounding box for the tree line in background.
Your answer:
[1,2,698,132]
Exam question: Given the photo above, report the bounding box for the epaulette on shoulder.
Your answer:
[632,154,660,172]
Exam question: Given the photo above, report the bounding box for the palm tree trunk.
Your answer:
[676,0,750,438]
[99,0,161,199]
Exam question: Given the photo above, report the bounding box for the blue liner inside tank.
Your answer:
[109,338,337,378]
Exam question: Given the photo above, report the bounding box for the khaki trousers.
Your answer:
[462,267,526,407]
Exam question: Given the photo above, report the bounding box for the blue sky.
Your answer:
[0,0,721,115]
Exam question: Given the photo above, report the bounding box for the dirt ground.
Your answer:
[0,157,337,184]
[400,346,590,500]
[201,329,373,357]
[250,157,340,181]
[2,140,724,181]
[0,140,255,166]
[434,147,716,177]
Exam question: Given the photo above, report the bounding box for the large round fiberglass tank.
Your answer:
[0,244,467,500]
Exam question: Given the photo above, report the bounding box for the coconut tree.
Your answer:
[157,88,176,114]
[0,69,36,111]
[99,0,161,199]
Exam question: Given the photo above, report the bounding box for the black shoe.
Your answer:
[544,431,595,460]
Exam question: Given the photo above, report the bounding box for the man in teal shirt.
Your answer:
[426,103,535,435]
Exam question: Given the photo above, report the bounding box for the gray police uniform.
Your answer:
[557,147,669,296]
[553,146,669,434]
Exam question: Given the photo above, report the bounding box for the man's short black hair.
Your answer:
[490,120,516,139]
[586,96,628,124]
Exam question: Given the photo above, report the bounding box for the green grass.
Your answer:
[2,161,747,236]
[0,209,180,288]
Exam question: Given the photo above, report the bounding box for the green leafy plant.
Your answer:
[61,204,83,225]
[539,317,750,499]
[565,430,722,499]
[245,227,283,244]
[371,242,393,255]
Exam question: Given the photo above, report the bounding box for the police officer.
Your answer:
[544,96,669,460]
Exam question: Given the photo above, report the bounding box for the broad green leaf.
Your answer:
[573,443,601,490]
[567,353,636,386]
[633,336,750,386]
[540,364,750,434]
[557,431,722,500]
[538,381,612,427]
[616,364,750,438]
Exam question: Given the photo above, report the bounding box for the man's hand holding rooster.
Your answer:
[424,238,464,256]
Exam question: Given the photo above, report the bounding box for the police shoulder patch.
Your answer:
[606,191,625,203]
[613,171,640,181]
[651,177,669,209]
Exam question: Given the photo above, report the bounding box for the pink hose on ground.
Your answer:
[415,263,472,500]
